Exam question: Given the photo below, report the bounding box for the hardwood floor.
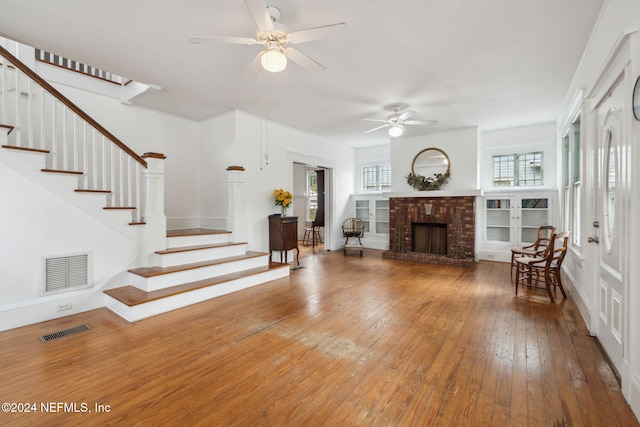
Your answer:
[1,249,637,426]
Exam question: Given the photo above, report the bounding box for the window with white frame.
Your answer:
[564,114,581,246]
[306,170,317,221]
[492,152,543,187]
[361,164,391,191]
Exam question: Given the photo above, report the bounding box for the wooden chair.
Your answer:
[302,221,322,246]
[510,225,556,279]
[342,218,365,256]
[514,231,571,303]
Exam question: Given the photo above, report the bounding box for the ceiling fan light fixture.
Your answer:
[261,43,287,72]
[389,124,404,138]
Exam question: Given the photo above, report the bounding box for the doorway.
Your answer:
[292,161,332,254]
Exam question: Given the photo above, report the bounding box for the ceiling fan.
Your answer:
[364,105,438,138]
[189,0,345,76]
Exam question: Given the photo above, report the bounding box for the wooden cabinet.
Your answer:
[269,215,299,265]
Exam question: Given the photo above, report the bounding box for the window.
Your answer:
[492,152,543,187]
[306,170,317,221]
[563,114,581,247]
[572,116,581,246]
[362,164,391,191]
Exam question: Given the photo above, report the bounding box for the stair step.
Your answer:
[156,241,247,255]
[166,228,232,248]
[0,124,15,134]
[104,262,290,322]
[2,144,49,154]
[167,228,231,237]
[154,241,248,267]
[75,189,112,194]
[129,251,270,291]
[129,251,266,278]
[105,263,288,306]
[41,168,83,175]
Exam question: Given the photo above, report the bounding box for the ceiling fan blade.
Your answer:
[364,123,391,134]
[286,23,346,44]
[189,36,258,45]
[397,110,416,121]
[243,51,263,78]
[243,0,273,31]
[403,119,439,125]
[285,48,326,72]
[363,118,390,123]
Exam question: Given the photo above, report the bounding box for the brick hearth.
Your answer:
[382,195,476,266]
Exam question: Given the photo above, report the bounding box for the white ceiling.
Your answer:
[0,0,603,148]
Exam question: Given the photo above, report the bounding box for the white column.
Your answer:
[137,152,167,266]
[226,166,246,243]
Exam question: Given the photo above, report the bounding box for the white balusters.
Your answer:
[0,45,150,225]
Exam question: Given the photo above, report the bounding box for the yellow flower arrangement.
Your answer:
[273,188,293,215]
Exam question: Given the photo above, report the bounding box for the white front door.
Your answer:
[591,74,627,374]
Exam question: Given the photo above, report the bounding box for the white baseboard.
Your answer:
[629,373,640,419]
[0,291,106,332]
[562,265,593,332]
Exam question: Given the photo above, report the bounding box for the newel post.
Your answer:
[226,166,246,243]
[138,152,167,265]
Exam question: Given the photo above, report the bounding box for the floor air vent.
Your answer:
[39,324,91,343]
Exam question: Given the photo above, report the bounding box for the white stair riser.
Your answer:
[107,267,290,322]
[157,244,247,267]
[130,256,270,291]
[166,233,231,248]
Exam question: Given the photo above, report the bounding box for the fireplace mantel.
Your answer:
[384,189,484,199]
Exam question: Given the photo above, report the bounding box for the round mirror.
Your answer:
[411,147,451,177]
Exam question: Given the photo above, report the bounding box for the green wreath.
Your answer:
[406,170,451,191]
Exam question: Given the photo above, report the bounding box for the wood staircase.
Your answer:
[104,229,290,322]
[1,40,291,325]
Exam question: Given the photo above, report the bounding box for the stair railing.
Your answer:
[0,43,147,223]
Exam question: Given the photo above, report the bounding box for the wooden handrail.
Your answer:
[0,44,146,168]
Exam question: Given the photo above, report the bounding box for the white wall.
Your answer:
[354,145,391,194]
[390,127,480,192]
[0,161,136,331]
[480,122,557,190]
[558,0,640,418]
[197,111,355,254]
[197,111,237,230]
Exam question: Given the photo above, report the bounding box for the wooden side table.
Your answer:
[269,214,299,266]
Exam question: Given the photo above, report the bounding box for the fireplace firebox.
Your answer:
[411,223,447,255]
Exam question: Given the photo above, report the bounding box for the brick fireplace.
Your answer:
[382,195,476,266]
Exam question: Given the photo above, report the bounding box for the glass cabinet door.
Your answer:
[375,200,389,234]
[355,199,370,232]
[519,198,549,244]
[485,198,511,242]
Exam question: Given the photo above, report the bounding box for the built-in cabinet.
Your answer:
[351,195,390,250]
[479,191,556,262]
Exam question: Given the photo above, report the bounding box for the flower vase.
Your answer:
[281,206,287,217]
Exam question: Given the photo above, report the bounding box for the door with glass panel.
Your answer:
[592,74,626,375]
